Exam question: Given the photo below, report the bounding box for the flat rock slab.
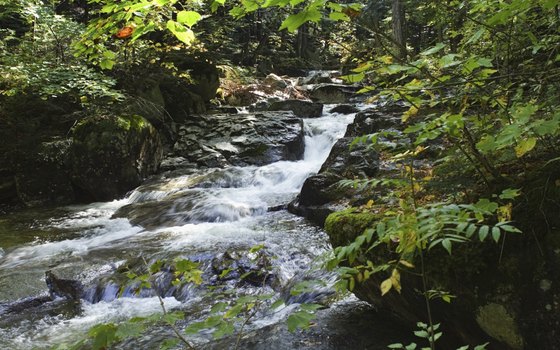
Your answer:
[268,99,323,118]
[170,111,305,168]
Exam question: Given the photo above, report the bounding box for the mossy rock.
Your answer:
[324,208,380,248]
[69,114,162,202]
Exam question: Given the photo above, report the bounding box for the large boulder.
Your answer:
[289,137,379,225]
[309,84,360,104]
[69,114,162,201]
[268,100,323,118]
[170,111,305,168]
[345,109,403,137]
[14,138,75,207]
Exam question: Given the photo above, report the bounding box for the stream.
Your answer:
[0,105,409,349]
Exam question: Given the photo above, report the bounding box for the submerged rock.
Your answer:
[69,114,163,201]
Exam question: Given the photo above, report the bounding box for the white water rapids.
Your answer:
[0,106,361,349]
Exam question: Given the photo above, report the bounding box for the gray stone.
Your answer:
[69,115,163,201]
[170,111,305,168]
[268,100,323,118]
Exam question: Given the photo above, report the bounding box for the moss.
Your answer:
[73,115,149,140]
[476,303,524,349]
[324,208,380,248]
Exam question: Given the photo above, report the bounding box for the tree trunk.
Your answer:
[392,0,407,60]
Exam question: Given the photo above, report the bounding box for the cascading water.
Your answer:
[0,105,404,349]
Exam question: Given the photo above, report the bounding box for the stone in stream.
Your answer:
[170,111,305,168]
[329,104,359,114]
[267,99,323,118]
[308,84,360,104]
[45,270,84,300]
[289,137,380,226]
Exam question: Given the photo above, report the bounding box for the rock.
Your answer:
[476,303,524,350]
[69,114,163,202]
[309,84,360,104]
[263,73,289,90]
[297,70,340,85]
[329,105,360,114]
[14,138,75,207]
[297,173,343,207]
[171,112,305,168]
[268,100,323,118]
[289,137,379,225]
[45,270,83,300]
[209,106,240,114]
[319,138,379,177]
[344,109,403,137]
[323,209,498,348]
[160,75,207,121]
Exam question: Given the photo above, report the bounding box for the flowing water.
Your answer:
[0,106,408,349]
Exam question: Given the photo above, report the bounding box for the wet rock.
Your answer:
[211,250,275,287]
[297,173,343,207]
[171,112,305,168]
[309,84,360,104]
[268,100,323,118]
[319,138,379,177]
[344,109,403,137]
[329,104,359,114]
[69,114,163,202]
[45,270,83,300]
[289,137,379,225]
[209,106,240,114]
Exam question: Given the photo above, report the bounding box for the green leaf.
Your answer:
[211,302,228,313]
[420,43,445,56]
[224,304,244,318]
[280,9,322,32]
[499,188,521,200]
[287,310,315,332]
[160,338,180,350]
[465,224,477,238]
[341,72,365,83]
[163,311,184,325]
[329,11,350,22]
[474,199,499,213]
[90,324,118,350]
[492,227,501,243]
[176,11,202,27]
[115,322,145,339]
[442,239,452,254]
[499,225,522,233]
[514,137,537,157]
[478,225,489,241]
[213,321,235,339]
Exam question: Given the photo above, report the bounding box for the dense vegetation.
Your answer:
[1,0,559,349]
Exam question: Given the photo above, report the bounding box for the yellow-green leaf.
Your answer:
[515,137,537,157]
[380,277,392,296]
[177,10,202,28]
[391,269,402,293]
